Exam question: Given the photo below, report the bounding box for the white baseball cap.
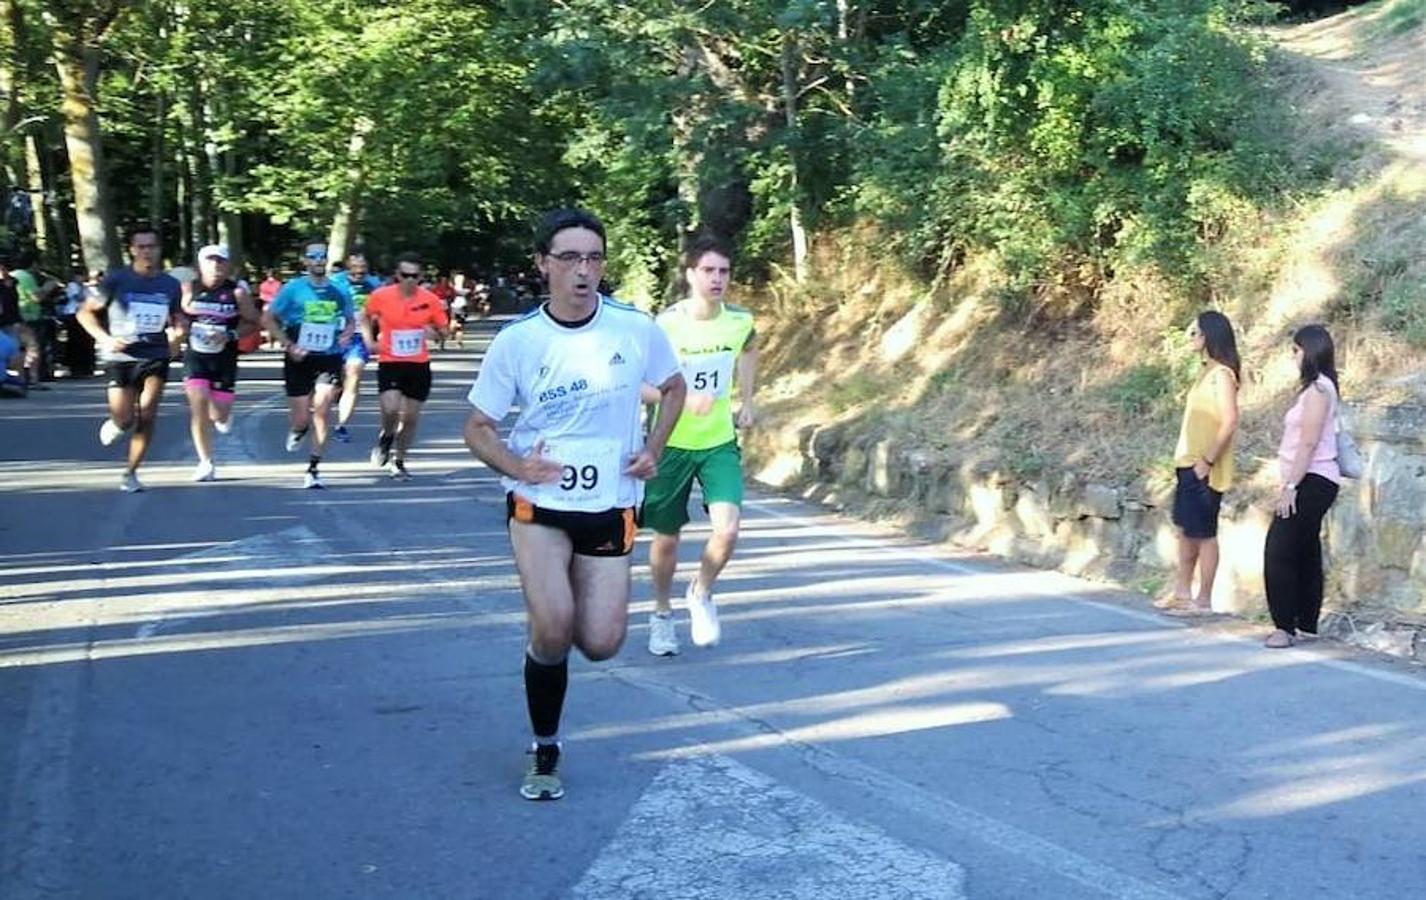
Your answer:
[198,244,230,262]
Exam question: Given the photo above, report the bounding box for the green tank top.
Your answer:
[659,301,756,451]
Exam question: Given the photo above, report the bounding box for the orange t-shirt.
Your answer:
[365,285,449,363]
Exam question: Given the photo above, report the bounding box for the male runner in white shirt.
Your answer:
[464,208,686,801]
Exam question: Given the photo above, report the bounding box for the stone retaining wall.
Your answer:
[749,404,1426,662]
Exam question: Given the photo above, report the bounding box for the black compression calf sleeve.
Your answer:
[524,653,568,741]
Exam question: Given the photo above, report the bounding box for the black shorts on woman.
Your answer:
[184,345,239,395]
[1172,467,1223,539]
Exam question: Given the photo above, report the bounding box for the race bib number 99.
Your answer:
[532,438,621,510]
[390,329,425,358]
[681,351,735,399]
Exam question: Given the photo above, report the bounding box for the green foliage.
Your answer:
[827,371,887,413]
[1380,279,1426,346]
[928,366,963,394]
[1104,362,1178,416]
[851,0,1291,294]
[1378,0,1426,34]
[1004,443,1047,479]
[7,0,1325,295]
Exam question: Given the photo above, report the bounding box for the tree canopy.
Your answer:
[2,0,1290,304]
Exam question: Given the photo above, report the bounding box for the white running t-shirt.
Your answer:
[467,296,681,512]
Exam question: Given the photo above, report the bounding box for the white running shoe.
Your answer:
[192,460,217,482]
[120,471,144,493]
[686,582,721,647]
[648,612,680,656]
[213,417,232,435]
[99,419,124,446]
[303,471,324,490]
[284,429,307,452]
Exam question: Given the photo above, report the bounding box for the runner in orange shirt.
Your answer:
[359,252,450,479]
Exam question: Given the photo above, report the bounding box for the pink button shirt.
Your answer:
[1278,375,1342,485]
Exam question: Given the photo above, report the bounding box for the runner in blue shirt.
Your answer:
[328,251,383,443]
[75,225,184,493]
[261,242,355,489]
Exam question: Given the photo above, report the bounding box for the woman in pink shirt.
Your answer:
[1263,324,1343,648]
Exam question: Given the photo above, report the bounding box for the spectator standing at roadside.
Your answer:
[60,270,95,377]
[1164,311,1240,614]
[1263,324,1344,649]
[259,268,283,348]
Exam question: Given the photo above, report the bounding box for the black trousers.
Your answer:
[1264,474,1339,634]
[60,315,95,376]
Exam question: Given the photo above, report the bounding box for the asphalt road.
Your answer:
[3,320,1425,899]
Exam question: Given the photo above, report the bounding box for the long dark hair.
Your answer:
[1197,310,1241,383]
[1294,323,1339,396]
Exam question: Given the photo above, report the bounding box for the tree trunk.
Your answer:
[838,0,855,105]
[22,131,48,259]
[327,116,372,262]
[53,41,118,273]
[182,82,212,249]
[0,0,19,184]
[219,147,243,271]
[174,107,191,262]
[205,85,243,268]
[42,122,74,269]
[149,90,165,228]
[780,33,809,283]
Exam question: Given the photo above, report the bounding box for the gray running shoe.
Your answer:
[120,470,144,493]
[520,743,564,801]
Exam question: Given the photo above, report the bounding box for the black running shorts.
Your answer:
[105,357,171,389]
[283,353,343,398]
[377,361,433,402]
[183,347,239,396]
[506,493,636,558]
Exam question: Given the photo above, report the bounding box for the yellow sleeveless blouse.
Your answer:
[1172,363,1237,493]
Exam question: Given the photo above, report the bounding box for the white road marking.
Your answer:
[572,753,968,900]
[132,525,329,639]
[610,668,1184,900]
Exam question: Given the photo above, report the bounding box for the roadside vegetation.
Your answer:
[2,1,1421,494]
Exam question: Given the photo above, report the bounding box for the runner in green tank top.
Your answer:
[641,234,758,655]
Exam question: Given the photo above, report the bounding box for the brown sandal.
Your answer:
[1264,630,1295,649]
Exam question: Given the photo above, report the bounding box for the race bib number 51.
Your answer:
[532,438,621,510]
[681,351,735,399]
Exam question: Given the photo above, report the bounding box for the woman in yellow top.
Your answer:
[1167,311,1241,613]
